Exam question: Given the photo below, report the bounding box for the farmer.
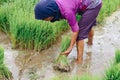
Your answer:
[34,0,102,64]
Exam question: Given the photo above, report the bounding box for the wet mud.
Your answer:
[0,9,120,80]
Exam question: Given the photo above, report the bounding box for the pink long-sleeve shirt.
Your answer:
[56,0,102,32]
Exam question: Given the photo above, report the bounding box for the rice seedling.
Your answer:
[60,36,71,52]
[0,0,14,5]
[115,49,120,64]
[0,46,4,64]
[0,46,12,80]
[103,49,120,80]
[103,63,120,80]
[0,64,12,80]
[53,36,71,72]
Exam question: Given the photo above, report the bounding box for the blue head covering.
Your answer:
[34,0,62,22]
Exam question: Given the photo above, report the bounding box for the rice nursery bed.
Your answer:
[0,0,120,51]
[0,0,69,51]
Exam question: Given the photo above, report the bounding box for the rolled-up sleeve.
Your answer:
[65,11,79,32]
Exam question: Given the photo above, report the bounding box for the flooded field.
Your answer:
[0,9,120,80]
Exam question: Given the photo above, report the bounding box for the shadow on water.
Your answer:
[0,9,120,80]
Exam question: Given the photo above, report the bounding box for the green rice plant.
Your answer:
[97,0,111,23]
[0,0,14,5]
[104,63,120,80]
[0,0,7,5]
[0,46,12,80]
[0,2,16,33]
[0,46,4,64]
[9,11,57,50]
[9,9,67,50]
[115,49,120,64]
[0,4,9,32]
[53,20,69,35]
[0,64,12,80]
[53,36,71,72]
[60,36,71,52]
[97,0,120,23]
[103,49,120,80]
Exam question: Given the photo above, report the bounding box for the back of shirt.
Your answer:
[83,0,102,9]
[56,0,102,32]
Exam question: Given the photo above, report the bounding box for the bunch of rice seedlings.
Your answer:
[115,49,120,64]
[0,46,12,80]
[53,36,71,72]
[60,36,71,52]
[104,63,120,80]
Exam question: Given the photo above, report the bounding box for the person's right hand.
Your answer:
[61,47,72,56]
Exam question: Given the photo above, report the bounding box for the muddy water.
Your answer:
[0,9,120,80]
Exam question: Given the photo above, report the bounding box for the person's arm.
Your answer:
[62,11,79,55]
[63,30,79,54]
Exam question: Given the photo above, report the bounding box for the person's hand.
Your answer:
[61,48,72,56]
